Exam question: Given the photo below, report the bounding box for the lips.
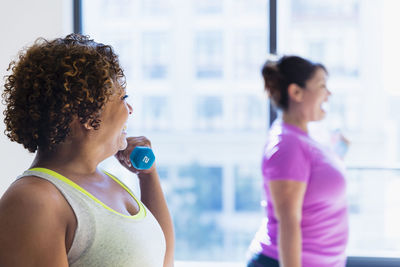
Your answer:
[321,102,329,112]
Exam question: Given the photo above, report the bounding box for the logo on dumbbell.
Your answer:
[130,146,155,170]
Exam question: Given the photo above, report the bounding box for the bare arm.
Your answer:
[116,136,175,267]
[139,169,175,267]
[269,179,307,267]
[0,177,70,267]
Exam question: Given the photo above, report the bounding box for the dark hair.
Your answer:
[261,55,326,110]
[2,33,125,153]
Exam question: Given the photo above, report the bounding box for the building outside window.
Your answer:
[195,96,223,131]
[141,0,169,15]
[234,31,266,80]
[142,32,169,79]
[141,96,170,131]
[195,31,224,79]
[194,0,223,15]
[83,0,267,264]
[83,0,400,264]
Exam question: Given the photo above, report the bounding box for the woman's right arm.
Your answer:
[115,136,175,267]
[138,169,175,267]
[0,177,70,267]
[269,179,307,267]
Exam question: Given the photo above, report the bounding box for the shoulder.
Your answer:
[265,130,308,160]
[0,176,72,227]
[263,129,312,182]
[264,129,311,166]
[2,176,67,205]
[0,176,71,266]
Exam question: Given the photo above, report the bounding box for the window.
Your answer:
[231,95,265,131]
[234,30,267,80]
[141,96,170,131]
[141,0,169,15]
[81,0,400,265]
[195,31,224,79]
[110,39,135,79]
[195,96,223,131]
[82,0,268,264]
[100,0,133,18]
[234,164,263,211]
[194,0,223,15]
[233,0,268,15]
[142,32,169,79]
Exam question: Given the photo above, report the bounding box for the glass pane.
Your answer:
[347,168,400,256]
[278,0,400,257]
[234,30,267,80]
[83,0,269,262]
[195,31,224,79]
[234,164,263,211]
[142,32,169,79]
[194,0,223,14]
[141,0,170,15]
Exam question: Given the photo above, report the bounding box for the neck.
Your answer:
[282,110,308,133]
[30,141,106,176]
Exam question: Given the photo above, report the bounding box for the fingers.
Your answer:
[122,136,152,158]
[115,136,153,173]
[122,151,132,167]
[126,136,152,148]
[115,151,130,167]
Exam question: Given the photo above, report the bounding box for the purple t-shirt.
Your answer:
[255,120,348,267]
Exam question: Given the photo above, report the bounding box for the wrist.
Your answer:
[137,166,158,180]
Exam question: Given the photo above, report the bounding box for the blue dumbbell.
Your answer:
[129,146,155,170]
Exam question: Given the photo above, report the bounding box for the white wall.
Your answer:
[0,0,72,196]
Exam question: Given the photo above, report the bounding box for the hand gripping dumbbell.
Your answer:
[129,146,155,170]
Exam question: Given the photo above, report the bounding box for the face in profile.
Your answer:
[94,81,133,153]
[300,68,331,122]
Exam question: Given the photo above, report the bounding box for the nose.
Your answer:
[127,103,133,115]
[327,88,332,97]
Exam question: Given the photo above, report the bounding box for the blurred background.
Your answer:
[1,0,400,266]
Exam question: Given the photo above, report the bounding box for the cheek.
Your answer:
[308,97,325,119]
[121,108,130,122]
[305,97,320,111]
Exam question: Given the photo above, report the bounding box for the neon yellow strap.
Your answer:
[28,167,145,219]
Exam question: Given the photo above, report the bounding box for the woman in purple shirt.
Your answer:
[247,56,348,267]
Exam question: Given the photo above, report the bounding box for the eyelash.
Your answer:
[122,95,129,100]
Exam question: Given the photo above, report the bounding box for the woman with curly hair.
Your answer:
[0,34,174,267]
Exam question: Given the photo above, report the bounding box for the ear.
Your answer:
[287,83,304,103]
[82,119,95,131]
[72,116,95,131]
[68,117,93,139]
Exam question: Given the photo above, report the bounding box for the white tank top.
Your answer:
[18,168,166,267]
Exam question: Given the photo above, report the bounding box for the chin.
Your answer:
[316,109,327,120]
[119,145,128,151]
[116,133,128,151]
[311,114,326,122]
[118,141,128,151]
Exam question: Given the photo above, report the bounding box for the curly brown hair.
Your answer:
[2,33,126,153]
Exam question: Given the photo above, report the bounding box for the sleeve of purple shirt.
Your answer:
[262,135,311,183]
